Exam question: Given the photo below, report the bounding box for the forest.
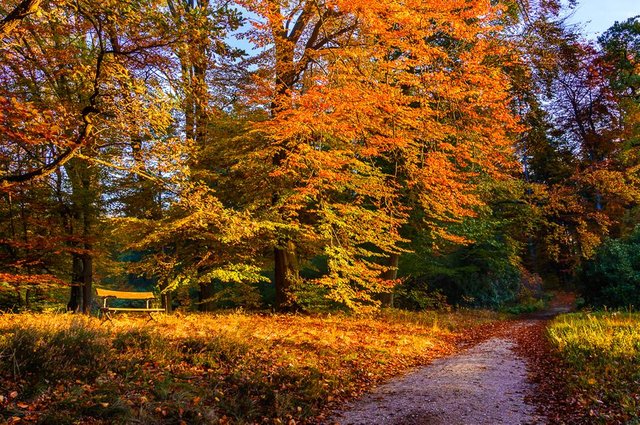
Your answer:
[0,0,640,423]
[1,0,639,314]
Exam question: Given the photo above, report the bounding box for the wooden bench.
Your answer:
[95,288,165,322]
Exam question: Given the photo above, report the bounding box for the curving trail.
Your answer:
[330,295,574,425]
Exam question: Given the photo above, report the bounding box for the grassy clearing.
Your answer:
[548,312,640,423]
[0,309,501,424]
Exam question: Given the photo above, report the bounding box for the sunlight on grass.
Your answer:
[548,312,640,422]
[0,310,500,424]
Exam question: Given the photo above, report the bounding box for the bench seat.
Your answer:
[105,307,166,312]
[96,287,165,321]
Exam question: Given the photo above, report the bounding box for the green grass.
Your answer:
[501,297,547,315]
[548,312,640,422]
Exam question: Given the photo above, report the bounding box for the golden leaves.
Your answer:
[227,0,524,308]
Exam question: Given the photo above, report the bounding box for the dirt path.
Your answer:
[330,295,574,425]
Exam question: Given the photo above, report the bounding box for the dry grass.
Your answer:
[0,309,502,424]
[548,312,640,423]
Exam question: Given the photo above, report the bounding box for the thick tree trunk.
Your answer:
[81,172,93,313]
[274,240,300,310]
[380,253,400,308]
[80,162,93,314]
[198,282,215,311]
[163,291,172,313]
[270,35,301,311]
[81,251,92,314]
[67,286,81,312]
[67,254,83,312]
[65,158,94,314]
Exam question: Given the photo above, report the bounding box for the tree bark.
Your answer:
[64,157,94,314]
[80,165,93,314]
[67,255,82,312]
[198,283,216,311]
[380,253,400,308]
[81,251,92,314]
[270,30,301,311]
[274,240,300,310]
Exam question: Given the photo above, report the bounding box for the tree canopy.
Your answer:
[0,0,638,312]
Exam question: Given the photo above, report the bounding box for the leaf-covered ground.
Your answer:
[513,320,583,424]
[0,310,507,424]
[514,307,640,424]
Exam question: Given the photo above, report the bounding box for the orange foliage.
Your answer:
[0,273,66,290]
[237,0,521,309]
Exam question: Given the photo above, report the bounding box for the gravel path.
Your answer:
[330,322,544,425]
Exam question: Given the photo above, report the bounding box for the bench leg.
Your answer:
[100,309,113,325]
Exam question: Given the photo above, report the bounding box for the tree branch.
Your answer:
[0,106,99,186]
[75,153,165,185]
[0,0,42,39]
[287,1,314,44]
[0,4,108,188]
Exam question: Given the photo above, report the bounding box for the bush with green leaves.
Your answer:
[397,237,522,309]
[579,226,640,308]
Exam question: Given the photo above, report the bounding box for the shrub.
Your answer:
[579,226,640,308]
[0,317,110,394]
[397,242,522,309]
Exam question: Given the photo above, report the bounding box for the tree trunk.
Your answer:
[65,157,95,314]
[163,291,172,313]
[380,253,400,308]
[67,286,81,312]
[67,254,83,312]
[270,34,301,311]
[198,282,215,311]
[274,240,300,310]
[81,251,92,314]
[183,63,196,142]
[80,166,93,314]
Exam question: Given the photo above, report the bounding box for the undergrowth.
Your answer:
[0,309,501,424]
